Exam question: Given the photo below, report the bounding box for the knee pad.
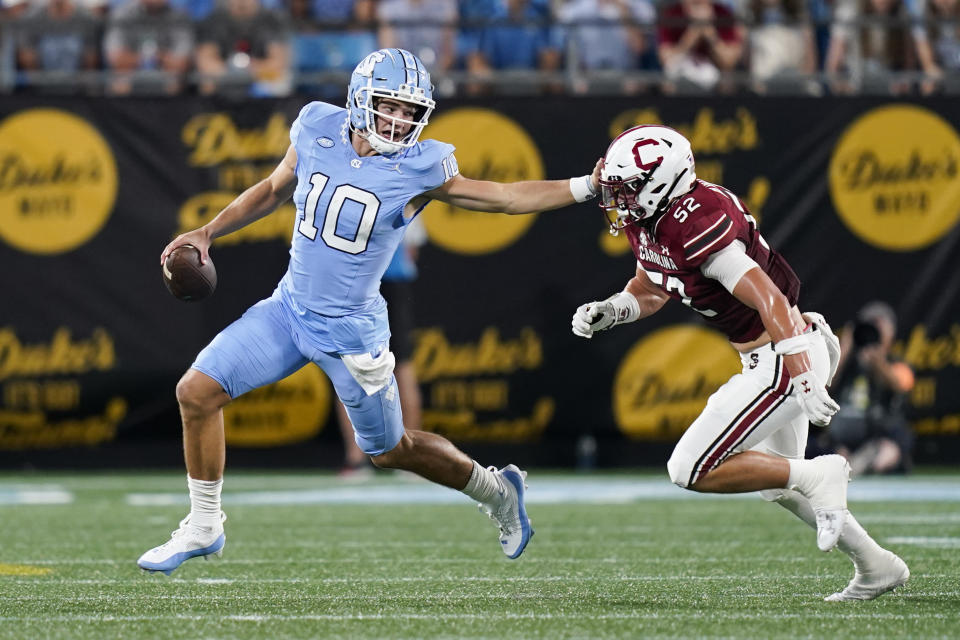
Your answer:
[666,452,694,489]
[347,380,404,456]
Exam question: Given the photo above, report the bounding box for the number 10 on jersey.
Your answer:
[298,172,381,255]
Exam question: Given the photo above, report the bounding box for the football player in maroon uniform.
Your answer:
[572,125,908,602]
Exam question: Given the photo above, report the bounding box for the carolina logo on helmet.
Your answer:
[355,51,386,78]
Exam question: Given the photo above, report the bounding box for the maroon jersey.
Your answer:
[625,180,800,343]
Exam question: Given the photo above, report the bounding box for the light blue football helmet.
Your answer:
[347,48,435,155]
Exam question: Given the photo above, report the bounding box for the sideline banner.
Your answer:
[1,96,958,466]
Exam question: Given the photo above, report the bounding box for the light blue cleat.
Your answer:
[137,513,226,575]
[480,464,534,559]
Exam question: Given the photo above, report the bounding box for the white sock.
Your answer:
[771,489,883,571]
[786,458,814,493]
[837,515,885,571]
[187,475,223,530]
[461,461,502,505]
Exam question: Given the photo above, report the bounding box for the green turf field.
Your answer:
[1,471,958,639]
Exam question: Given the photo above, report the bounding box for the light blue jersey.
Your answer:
[194,49,452,456]
[283,101,454,317]
[193,100,456,455]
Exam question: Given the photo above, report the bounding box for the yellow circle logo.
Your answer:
[613,326,741,440]
[0,109,118,254]
[829,105,960,251]
[224,365,331,447]
[420,108,542,254]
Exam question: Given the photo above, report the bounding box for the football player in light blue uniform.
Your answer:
[138,48,602,575]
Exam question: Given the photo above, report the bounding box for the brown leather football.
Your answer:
[162,245,217,302]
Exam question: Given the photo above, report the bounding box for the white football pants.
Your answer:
[667,323,832,488]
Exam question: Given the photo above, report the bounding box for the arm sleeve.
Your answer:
[699,240,759,293]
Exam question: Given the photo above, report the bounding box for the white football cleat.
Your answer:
[137,512,226,575]
[479,464,534,559]
[800,455,851,551]
[815,509,848,553]
[825,550,909,602]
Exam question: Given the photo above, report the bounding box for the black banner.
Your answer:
[1,96,958,468]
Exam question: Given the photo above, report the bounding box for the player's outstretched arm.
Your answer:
[572,267,668,339]
[732,267,839,425]
[160,145,298,265]
[425,159,602,214]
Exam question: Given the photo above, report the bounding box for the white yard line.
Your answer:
[0,489,73,505]
[123,476,960,507]
[0,611,948,623]
[1,557,831,566]
[3,475,960,507]
[885,536,960,548]
[4,574,954,585]
[0,473,960,504]
[859,513,960,525]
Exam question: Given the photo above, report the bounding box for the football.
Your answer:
[162,244,217,302]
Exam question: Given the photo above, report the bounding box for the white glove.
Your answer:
[571,292,640,339]
[572,301,615,338]
[792,370,840,427]
[804,311,841,385]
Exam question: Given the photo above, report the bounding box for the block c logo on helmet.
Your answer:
[632,139,663,171]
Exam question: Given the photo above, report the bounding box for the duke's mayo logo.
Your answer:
[608,107,759,154]
[223,365,331,447]
[0,109,117,254]
[421,108,542,255]
[613,326,741,440]
[181,112,289,166]
[829,105,960,251]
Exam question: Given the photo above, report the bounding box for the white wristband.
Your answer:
[774,333,812,355]
[606,291,641,325]
[569,174,597,203]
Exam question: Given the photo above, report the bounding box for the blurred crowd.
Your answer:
[2,0,958,96]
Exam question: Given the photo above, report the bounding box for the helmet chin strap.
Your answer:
[360,127,403,155]
[368,134,403,155]
[652,167,690,216]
